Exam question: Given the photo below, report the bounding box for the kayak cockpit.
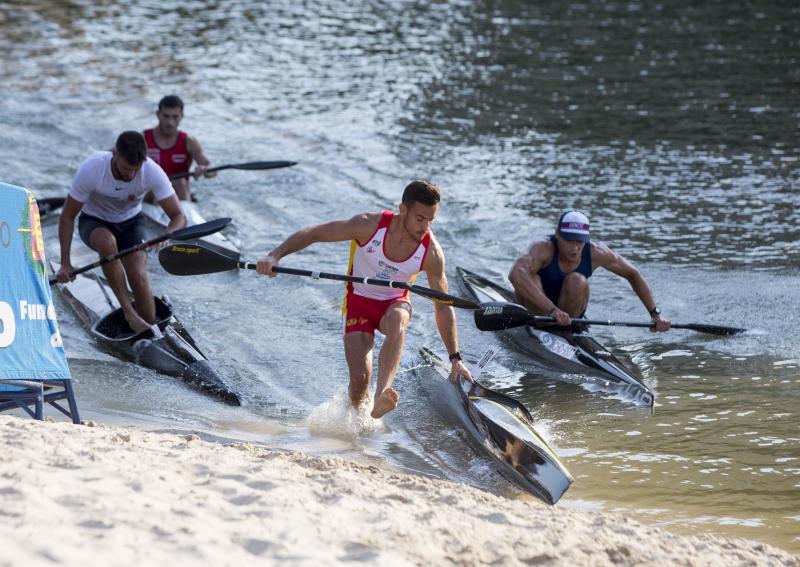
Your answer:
[89,296,240,405]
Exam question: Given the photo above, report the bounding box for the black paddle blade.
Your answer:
[170,217,232,241]
[473,301,533,331]
[676,323,747,336]
[159,243,239,276]
[228,160,297,170]
[36,197,66,215]
[408,285,480,309]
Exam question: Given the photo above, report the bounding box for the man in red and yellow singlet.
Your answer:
[144,95,215,201]
[257,180,472,419]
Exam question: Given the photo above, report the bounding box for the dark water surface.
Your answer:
[1,0,798,553]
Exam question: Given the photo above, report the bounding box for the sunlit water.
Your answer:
[2,0,798,554]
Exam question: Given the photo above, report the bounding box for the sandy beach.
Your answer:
[0,416,796,567]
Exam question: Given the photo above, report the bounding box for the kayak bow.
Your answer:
[50,262,240,405]
[419,347,573,505]
[457,267,655,406]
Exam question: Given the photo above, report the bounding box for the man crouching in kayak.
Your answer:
[509,209,671,332]
[257,180,472,418]
[56,131,186,333]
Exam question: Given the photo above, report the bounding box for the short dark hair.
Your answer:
[158,95,184,112]
[115,131,147,166]
[401,180,441,207]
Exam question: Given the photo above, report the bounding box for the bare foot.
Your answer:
[124,310,151,334]
[370,388,399,419]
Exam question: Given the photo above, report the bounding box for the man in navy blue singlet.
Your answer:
[509,210,670,332]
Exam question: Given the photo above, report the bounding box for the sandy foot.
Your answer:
[371,388,399,418]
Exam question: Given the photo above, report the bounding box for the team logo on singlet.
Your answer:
[376,260,400,281]
[172,155,187,163]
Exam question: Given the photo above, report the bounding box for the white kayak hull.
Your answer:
[141,201,240,260]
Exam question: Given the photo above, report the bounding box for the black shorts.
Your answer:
[78,212,146,251]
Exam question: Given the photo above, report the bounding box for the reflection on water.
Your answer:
[398,0,800,271]
[490,338,800,550]
[406,1,800,147]
[2,0,798,554]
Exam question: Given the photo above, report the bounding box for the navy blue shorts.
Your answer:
[78,212,146,252]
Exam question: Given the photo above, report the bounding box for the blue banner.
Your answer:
[0,183,71,381]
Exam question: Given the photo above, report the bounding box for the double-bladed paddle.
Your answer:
[168,160,298,181]
[49,217,232,285]
[158,242,480,310]
[474,301,746,336]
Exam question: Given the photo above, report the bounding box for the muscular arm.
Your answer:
[593,242,670,331]
[508,240,557,313]
[158,194,187,234]
[257,213,379,275]
[186,136,212,177]
[423,236,472,382]
[55,196,84,281]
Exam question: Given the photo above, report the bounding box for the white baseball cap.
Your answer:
[557,210,590,242]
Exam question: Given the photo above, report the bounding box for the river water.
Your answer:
[1,0,798,554]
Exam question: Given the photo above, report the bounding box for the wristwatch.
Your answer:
[648,306,661,317]
[448,351,463,362]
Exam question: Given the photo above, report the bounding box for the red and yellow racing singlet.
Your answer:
[345,211,431,302]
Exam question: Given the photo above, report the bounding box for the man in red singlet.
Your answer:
[256,180,472,419]
[144,95,214,201]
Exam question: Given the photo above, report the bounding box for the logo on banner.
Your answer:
[0,301,14,348]
[0,300,62,349]
[17,193,46,280]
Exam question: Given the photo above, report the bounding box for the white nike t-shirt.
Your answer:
[69,151,175,222]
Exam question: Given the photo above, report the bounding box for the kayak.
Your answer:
[418,347,573,505]
[457,267,655,406]
[36,197,66,220]
[141,201,240,260]
[50,262,241,405]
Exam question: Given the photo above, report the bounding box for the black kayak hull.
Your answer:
[419,347,573,505]
[90,296,241,405]
[457,267,654,406]
[51,262,240,405]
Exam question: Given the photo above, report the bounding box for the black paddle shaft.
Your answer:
[242,263,479,309]
[474,301,745,336]
[158,242,480,309]
[49,217,231,285]
[168,160,297,180]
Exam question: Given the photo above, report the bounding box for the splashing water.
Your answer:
[307,389,388,439]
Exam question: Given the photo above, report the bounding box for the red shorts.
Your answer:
[342,293,411,335]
